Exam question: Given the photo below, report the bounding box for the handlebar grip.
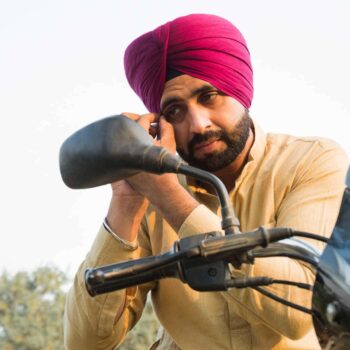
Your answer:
[85,252,178,296]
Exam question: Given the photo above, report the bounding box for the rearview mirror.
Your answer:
[59,115,182,189]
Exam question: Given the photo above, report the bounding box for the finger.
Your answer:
[149,123,158,139]
[137,113,159,130]
[120,112,140,121]
[121,112,159,137]
[159,116,176,152]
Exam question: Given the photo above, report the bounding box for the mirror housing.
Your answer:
[59,115,183,189]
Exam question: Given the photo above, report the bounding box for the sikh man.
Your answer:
[64,14,348,350]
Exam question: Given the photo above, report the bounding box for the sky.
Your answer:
[1,0,350,277]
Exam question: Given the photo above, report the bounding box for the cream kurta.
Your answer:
[64,123,348,350]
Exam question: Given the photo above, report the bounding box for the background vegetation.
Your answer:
[0,267,159,350]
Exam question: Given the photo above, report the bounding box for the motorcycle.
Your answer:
[59,115,350,349]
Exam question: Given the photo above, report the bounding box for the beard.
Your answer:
[177,112,252,172]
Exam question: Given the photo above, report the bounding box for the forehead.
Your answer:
[160,75,214,108]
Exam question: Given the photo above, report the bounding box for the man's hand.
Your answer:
[118,112,199,232]
[107,179,149,242]
[106,112,178,241]
[121,112,176,152]
[107,112,198,237]
[120,112,182,202]
[120,112,179,199]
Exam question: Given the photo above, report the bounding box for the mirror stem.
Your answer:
[177,163,240,235]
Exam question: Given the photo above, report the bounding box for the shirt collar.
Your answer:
[248,119,266,163]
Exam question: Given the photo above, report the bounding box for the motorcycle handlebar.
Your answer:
[85,227,326,297]
[85,249,184,296]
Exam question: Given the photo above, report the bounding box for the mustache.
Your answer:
[188,130,224,152]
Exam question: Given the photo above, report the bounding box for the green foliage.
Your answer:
[0,266,68,350]
[0,266,160,350]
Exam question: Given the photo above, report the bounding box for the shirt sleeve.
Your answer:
[178,204,223,238]
[64,223,155,350]
[178,141,349,340]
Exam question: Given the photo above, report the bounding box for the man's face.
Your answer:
[160,75,251,172]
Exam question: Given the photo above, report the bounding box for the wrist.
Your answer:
[152,184,199,232]
[107,195,149,242]
[110,193,148,216]
[103,217,138,250]
[148,177,184,207]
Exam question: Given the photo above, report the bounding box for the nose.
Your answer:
[188,104,212,135]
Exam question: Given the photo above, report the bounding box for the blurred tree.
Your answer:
[0,266,159,350]
[0,266,68,350]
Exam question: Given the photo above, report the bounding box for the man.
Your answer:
[64,14,348,349]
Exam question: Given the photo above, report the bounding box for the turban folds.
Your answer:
[124,14,253,113]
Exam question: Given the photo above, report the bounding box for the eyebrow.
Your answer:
[160,84,216,112]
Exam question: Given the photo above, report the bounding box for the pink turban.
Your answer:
[124,14,253,113]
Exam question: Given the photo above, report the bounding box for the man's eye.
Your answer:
[199,91,218,104]
[164,105,186,124]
